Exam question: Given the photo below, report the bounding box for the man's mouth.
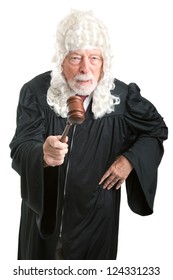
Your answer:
[76,79,92,85]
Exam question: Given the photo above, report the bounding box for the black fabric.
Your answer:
[9,71,168,260]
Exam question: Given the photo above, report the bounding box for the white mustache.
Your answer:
[74,73,94,81]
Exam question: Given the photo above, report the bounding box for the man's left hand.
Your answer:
[99,155,133,190]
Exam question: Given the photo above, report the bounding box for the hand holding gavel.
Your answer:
[43,96,85,167]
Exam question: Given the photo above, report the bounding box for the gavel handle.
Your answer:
[60,122,72,143]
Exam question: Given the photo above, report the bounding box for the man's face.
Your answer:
[62,49,103,95]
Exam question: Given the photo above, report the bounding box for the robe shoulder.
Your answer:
[19,71,52,108]
[111,79,168,140]
[25,71,51,92]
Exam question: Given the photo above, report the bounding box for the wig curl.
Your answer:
[47,9,120,119]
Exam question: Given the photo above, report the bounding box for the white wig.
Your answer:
[47,9,120,119]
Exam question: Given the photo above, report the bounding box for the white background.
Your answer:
[0,0,172,279]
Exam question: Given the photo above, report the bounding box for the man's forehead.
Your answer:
[68,49,102,56]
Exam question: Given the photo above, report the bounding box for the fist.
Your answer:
[43,135,68,167]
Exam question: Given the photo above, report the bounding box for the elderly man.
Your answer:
[10,10,168,260]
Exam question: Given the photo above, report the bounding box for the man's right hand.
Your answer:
[43,135,68,167]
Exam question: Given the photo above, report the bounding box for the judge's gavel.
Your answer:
[60,96,85,142]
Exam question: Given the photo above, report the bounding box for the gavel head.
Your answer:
[67,96,85,124]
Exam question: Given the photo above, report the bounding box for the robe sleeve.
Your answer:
[123,83,168,216]
[9,83,58,238]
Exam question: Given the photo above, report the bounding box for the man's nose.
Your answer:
[79,56,90,74]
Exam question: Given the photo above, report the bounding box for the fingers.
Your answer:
[99,156,133,191]
[99,166,121,190]
[115,179,124,190]
[48,135,68,149]
[99,171,124,190]
[99,170,111,185]
[43,135,68,167]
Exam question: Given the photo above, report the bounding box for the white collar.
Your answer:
[83,93,92,110]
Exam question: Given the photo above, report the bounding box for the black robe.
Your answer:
[9,71,168,260]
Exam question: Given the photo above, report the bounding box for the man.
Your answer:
[10,10,168,260]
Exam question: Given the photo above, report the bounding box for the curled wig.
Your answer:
[47,10,120,119]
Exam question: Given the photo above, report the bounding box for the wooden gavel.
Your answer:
[60,96,85,142]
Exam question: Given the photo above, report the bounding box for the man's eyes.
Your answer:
[69,56,81,63]
[69,55,102,65]
[90,56,101,61]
